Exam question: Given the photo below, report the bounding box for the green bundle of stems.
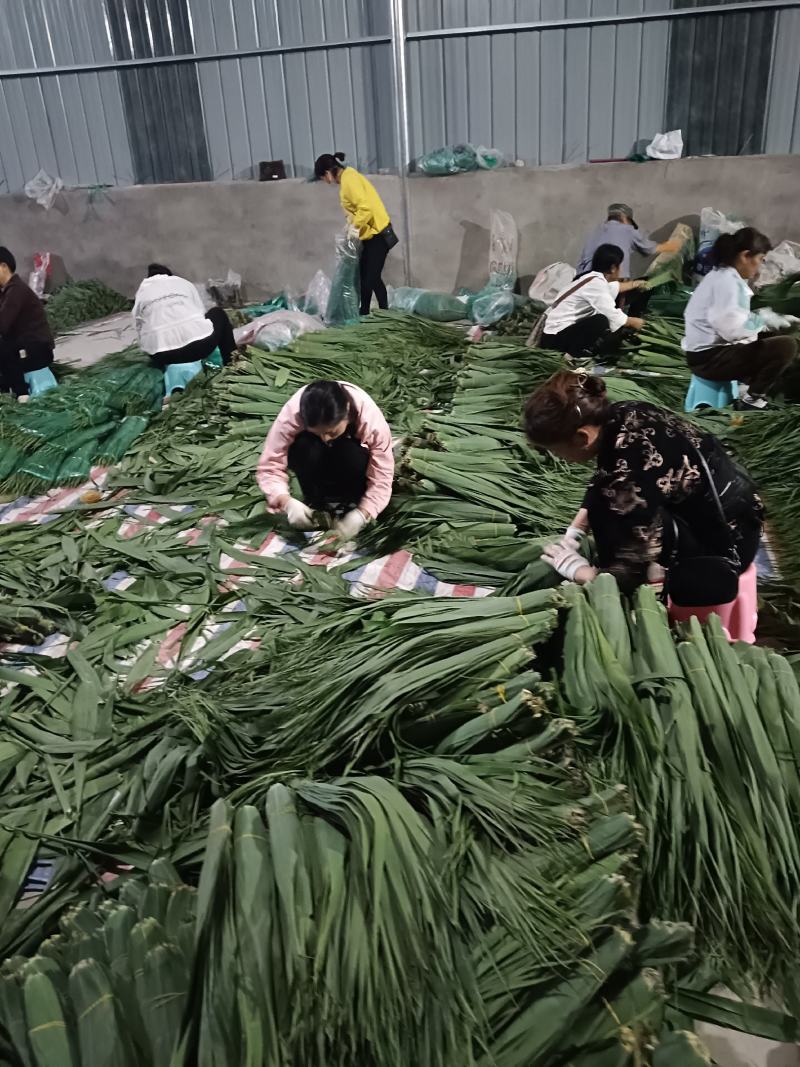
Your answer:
[3,310,800,1060]
[46,279,133,335]
[0,763,697,1066]
[727,407,800,583]
[563,577,800,991]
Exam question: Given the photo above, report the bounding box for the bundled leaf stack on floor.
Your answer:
[563,576,800,995]
[46,279,133,335]
[0,360,162,494]
[2,310,800,1062]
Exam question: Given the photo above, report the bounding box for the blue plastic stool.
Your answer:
[24,366,58,397]
[684,374,738,412]
[163,360,204,396]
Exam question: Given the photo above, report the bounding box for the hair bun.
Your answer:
[581,374,607,399]
[334,151,346,162]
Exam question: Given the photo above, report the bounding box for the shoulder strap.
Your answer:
[687,438,728,527]
[548,274,595,310]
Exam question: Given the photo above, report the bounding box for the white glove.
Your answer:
[285,497,315,529]
[758,307,792,331]
[561,525,586,549]
[542,542,590,582]
[345,222,360,242]
[334,508,368,540]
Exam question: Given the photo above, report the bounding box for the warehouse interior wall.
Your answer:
[2,1,800,195]
[0,154,797,301]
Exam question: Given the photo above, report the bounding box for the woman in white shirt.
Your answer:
[133,264,236,369]
[542,244,646,359]
[683,228,797,409]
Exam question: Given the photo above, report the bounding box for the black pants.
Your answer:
[287,432,368,509]
[543,314,625,359]
[687,334,797,397]
[0,338,55,396]
[150,307,236,370]
[360,235,389,316]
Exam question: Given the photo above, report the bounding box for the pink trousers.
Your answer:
[667,563,758,644]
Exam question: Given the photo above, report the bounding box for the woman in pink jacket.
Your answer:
[257,379,394,539]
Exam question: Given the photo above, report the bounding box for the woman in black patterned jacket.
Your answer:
[523,370,763,641]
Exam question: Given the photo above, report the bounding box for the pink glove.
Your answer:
[542,542,590,581]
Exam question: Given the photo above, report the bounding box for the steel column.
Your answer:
[389,0,412,285]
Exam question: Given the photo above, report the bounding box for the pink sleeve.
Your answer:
[256,389,305,510]
[352,388,394,519]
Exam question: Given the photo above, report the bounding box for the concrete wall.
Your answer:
[407,154,800,293]
[1,155,799,300]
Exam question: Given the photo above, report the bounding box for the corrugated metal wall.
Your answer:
[187,0,394,180]
[1,0,799,193]
[405,0,671,165]
[0,0,134,192]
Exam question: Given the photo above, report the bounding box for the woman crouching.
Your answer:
[257,379,393,540]
[524,370,763,642]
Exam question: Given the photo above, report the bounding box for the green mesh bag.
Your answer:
[417,144,478,176]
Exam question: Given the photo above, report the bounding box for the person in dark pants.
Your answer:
[313,152,397,316]
[359,233,390,319]
[287,431,369,509]
[257,379,394,541]
[682,227,798,409]
[524,370,763,642]
[133,264,236,369]
[542,244,646,359]
[0,246,55,397]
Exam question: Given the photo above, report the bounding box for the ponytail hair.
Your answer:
[711,226,771,268]
[300,380,353,430]
[523,371,610,447]
[314,151,346,179]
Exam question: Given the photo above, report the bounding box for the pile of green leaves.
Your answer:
[0,359,162,495]
[2,309,800,1062]
[564,576,800,996]
[46,280,133,335]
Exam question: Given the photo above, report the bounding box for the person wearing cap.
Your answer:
[576,204,682,291]
[0,245,55,397]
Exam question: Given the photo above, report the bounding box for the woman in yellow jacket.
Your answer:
[314,152,397,316]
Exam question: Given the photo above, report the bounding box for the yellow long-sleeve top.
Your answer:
[339,167,390,240]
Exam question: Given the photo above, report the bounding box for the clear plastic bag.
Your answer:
[755,241,800,289]
[237,309,325,351]
[326,230,361,326]
[528,263,575,305]
[694,207,744,277]
[470,288,518,326]
[24,170,63,210]
[487,210,518,291]
[206,269,243,306]
[475,145,505,170]
[28,252,52,298]
[389,287,469,321]
[303,270,331,318]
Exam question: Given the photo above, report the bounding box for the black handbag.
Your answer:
[663,444,742,608]
[380,223,399,251]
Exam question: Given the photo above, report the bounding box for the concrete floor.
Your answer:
[49,315,800,1067]
[54,311,138,368]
